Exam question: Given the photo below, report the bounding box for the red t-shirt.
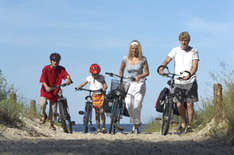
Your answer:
[40,65,69,102]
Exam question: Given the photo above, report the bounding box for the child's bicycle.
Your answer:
[157,65,189,135]
[105,72,134,134]
[75,87,102,133]
[51,82,73,133]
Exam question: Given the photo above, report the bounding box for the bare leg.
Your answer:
[100,107,106,129]
[186,102,194,128]
[177,102,187,128]
[95,108,100,131]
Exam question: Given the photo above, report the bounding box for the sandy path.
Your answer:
[0,118,233,155]
[1,131,234,155]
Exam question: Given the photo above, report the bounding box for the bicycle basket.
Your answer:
[110,79,130,93]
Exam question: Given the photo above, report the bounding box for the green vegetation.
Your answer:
[143,118,161,133]
[0,70,27,127]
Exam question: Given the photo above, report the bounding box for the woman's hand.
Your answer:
[135,76,140,82]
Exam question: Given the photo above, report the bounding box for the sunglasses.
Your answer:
[51,58,60,62]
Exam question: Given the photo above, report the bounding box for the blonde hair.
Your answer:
[127,40,143,60]
[179,31,191,41]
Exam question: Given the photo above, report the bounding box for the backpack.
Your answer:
[155,87,169,113]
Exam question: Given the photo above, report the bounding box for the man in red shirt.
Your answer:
[40,53,72,130]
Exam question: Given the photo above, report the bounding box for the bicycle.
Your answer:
[51,82,73,133]
[75,87,102,133]
[105,72,134,134]
[157,65,189,135]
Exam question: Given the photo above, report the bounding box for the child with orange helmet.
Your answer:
[76,64,107,133]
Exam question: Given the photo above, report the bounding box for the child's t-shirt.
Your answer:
[86,75,105,94]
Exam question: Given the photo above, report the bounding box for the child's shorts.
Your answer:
[92,93,105,108]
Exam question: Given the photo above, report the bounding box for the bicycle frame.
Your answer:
[157,66,187,135]
[51,83,73,133]
[105,72,133,134]
[76,87,102,133]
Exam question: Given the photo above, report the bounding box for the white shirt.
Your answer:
[168,46,199,84]
[86,75,105,92]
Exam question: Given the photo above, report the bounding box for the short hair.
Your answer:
[127,40,143,60]
[179,32,191,41]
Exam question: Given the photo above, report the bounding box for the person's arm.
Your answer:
[183,59,199,80]
[158,56,172,75]
[76,80,88,90]
[136,59,149,82]
[65,75,72,85]
[119,59,126,82]
[102,80,108,94]
[42,82,52,92]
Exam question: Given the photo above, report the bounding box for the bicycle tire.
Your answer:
[63,107,73,134]
[113,107,120,134]
[59,102,68,133]
[84,103,91,133]
[109,100,118,134]
[161,100,174,135]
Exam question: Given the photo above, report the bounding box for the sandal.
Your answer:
[102,128,106,134]
[97,128,101,133]
[185,126,193,133]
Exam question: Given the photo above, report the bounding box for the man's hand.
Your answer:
[158,66,166,76]
[45,86,52,92]
[182,75,190,80]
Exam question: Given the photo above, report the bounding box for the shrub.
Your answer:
[0,70,25,127]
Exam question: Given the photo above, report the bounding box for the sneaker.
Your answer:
[117,126,124,131]
[49,125,56,131]
[136,128,141,134]
[176,126,185,135]
[131,126,135,133]
[185,126,193,133]
[39,114,47,124]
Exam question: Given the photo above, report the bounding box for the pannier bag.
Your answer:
[155,87,169,113]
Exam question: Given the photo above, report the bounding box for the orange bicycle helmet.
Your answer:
[89,64,101,75]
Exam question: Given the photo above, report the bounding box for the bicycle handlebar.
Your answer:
[50,80,73,91]
[75,87,103,93]
[157,65,191,79]
[105,72,136,81]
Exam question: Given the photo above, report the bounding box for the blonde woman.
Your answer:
[119,40,149,134]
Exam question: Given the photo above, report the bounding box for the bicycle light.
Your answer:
[86,96,92,102]
[108,101,113,107]
[115,90,121,96]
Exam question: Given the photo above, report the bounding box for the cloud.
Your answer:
[185,17,234,34]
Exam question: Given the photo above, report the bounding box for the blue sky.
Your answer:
[0,0,233,124]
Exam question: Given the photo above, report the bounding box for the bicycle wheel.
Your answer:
[63,106,73,134]
[109,100,118,134]
[161,100,174,135]
[84,103,91,133]
[58,102,68,133]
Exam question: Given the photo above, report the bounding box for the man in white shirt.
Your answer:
[159,32,199,133]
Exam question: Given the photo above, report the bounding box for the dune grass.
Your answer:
[0,70,27,127]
